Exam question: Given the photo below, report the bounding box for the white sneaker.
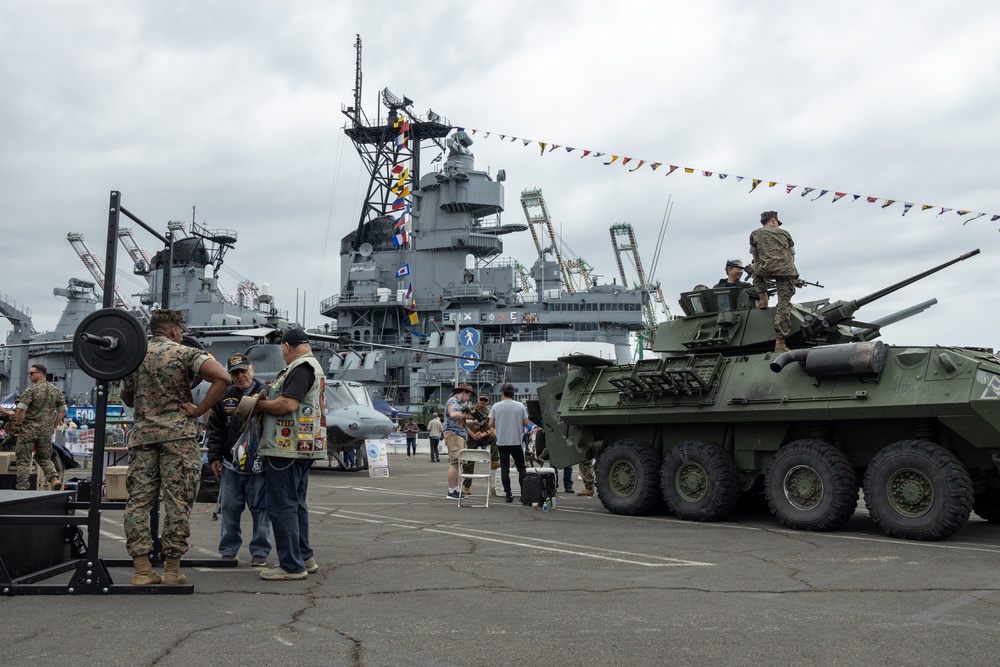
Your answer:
[259,566,307,581]
[304,556,319,573]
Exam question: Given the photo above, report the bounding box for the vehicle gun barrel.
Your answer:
[853,249,979,310]
[803,249,979,336]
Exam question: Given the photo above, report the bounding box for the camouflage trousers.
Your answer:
[754,275,797,338]
[124,438,202,558]
[461,443,500,489]
[579,458,595,491]
[15,431,58,490]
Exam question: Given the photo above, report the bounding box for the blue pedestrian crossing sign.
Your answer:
[459,350,481,372]
[460,327,481,348]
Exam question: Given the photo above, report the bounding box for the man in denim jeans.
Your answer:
[206,353,272,566]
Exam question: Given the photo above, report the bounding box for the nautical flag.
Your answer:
[392,229,408,247]
[405,282,413,303]
[408,311,419,326]
[396,264,411,278]
[391,198,406,211]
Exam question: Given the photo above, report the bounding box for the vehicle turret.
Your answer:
[654,249,979,354]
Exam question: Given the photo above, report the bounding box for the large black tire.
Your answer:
[765,439,859,531]
[863,440,972,541]
[973,489,1000,523]
[660,440,740,521]
[596,439,662,516]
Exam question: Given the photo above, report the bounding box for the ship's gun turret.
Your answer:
[801,249,980,338]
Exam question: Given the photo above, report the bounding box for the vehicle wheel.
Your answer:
[596,439,662,516]
[660,440,739,521]
[973,489,1000,523]
[765,439,859,531]
[863,440,972,541]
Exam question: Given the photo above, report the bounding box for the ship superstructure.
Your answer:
[320,82,647,408]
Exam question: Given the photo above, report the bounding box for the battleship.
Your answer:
[318,54,652,411]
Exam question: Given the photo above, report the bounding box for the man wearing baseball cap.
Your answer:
[252,328,327,580]
[206,353,271,567]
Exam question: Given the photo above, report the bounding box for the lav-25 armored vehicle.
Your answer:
[535,249,1000,540]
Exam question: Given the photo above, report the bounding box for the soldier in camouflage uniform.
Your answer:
[120,309,230,586]
[461,392,499,495]
[0,406,16,452]
[576,458,596,496]
[12,365,66,490]
[750,210,799,353]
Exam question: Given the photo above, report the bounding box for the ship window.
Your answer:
[353,330,360,341]
[363,329,372,342]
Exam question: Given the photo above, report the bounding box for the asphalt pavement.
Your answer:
[4,455,1000,666]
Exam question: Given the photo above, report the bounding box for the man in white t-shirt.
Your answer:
[488,384,530,503]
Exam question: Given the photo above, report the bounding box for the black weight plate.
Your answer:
[73,309,148,380]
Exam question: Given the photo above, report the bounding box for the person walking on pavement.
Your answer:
[427,412,443,462]
[750,210,799,352]
[403,417,419,458]
[488,384,529,503]
[11,364,66,490]
[252,328,327,581]
[206,353,272,567]
[120,309,230,586]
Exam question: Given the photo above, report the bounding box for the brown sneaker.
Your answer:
[576,488,595,497]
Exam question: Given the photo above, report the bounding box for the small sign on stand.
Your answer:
[366,439,389,477]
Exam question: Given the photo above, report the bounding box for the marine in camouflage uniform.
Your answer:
[461,393,499,493]
[13,365,66,490]
[120,309,230,585]
[750,210,799,352]
[577,458,596,496]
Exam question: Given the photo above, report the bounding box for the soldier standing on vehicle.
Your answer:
[120,309,231,586]
[750,211,799,352]
[11,364,66,490]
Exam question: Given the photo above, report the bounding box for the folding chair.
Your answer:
[457,448,492,508]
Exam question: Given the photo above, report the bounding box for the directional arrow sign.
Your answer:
[458,350,481,371]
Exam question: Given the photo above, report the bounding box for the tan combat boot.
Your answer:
[131,555,161,585]
[756,292,769,309]
[161,557,186,585]
[576,488,595,497]
[774,337,791,353]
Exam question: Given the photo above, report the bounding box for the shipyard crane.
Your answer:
[513,262,534,293]
[610,222,671,341]
[564,257,596,292]
[117,227,153,282]
[66,232,132,309]
[519,188,575,293]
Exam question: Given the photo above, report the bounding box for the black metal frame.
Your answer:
[0,191,234,595]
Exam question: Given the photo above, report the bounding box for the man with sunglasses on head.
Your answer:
[715,259,752,289]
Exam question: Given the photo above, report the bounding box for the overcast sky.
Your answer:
[2,1,999,350]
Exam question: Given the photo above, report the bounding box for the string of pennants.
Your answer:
[390,115,419,328]
[444,126,999,226]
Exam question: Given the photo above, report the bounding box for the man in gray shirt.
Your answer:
[488,383,530,503]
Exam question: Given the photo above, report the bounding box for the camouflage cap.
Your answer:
[150,309,188,331]
[760,210,781,226]
[478,392,491,401]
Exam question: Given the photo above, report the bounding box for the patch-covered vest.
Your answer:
[259,352,326,459]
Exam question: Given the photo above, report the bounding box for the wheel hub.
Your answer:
[609,460,637,498]
[887,468,934,517]
[783,465,824,510]
[676,462,708,502]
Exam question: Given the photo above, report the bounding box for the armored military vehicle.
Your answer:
[536,249,1000,540]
